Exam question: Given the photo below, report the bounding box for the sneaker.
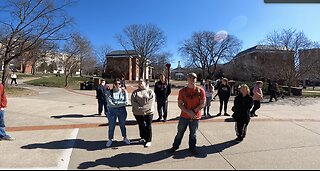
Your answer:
[106,140,113,147]
[168,147,178,154]
[253,114,258,117]
[235,137,243,142]
[140,139,146,144]
[189,148,200,155]
[123,138,131,145]
[162,119,167,123]
[145,142,152,148]
[156,118,162,122]
[224,113,230,116]
[0,137,15,141]
[207,114,212,117]
[217,113,222,116]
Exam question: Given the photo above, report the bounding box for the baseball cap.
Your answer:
[188,73,197,79]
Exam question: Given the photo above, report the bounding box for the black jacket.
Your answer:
[154,81,171,101]
[218,84,231,99]
[232,94,253,122]
[96,85,108,101]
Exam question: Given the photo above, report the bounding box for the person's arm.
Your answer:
[139,90,155,112]
[166,83,172,98]
[131,91,141,110]
[177,89,196,118]
[178,100,196,119]
[194,88,206,113]
[0,85,7,109]
[116,90,129,106]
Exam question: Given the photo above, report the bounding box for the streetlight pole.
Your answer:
[166,63,171,84]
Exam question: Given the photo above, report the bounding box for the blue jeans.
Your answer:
[98,99,109,116]
[172,117,199,149]
[0,110,10,138]
[107,107,127,140]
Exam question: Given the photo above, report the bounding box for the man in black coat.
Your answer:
[96,80,110,116]
[154,74,171,122]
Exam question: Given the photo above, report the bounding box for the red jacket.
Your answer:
[0,84,7,108]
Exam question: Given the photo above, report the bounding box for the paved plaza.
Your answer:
[1,80,320,170]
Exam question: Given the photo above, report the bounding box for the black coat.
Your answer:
[154,81,171,101]
[96,85,108,101]
[232,94,253,122]
[218,84,231,99]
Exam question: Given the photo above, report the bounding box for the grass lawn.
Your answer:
[24,75,94,89]
[5,86,38,97]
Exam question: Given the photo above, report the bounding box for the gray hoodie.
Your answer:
[131,88,155,116]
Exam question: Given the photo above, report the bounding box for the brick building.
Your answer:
[299,48,320,85]
[223,45,294,81]
[105,50,152,81]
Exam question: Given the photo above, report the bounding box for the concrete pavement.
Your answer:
[1,81,320,170]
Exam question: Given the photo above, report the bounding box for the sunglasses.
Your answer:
[114,82,121,85]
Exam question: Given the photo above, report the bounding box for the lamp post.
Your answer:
[165,63,171,84]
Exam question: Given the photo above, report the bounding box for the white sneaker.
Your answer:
[106,140,113,147]
[123,138,131,145]
[0,137,15,141]
[145,142,152,148]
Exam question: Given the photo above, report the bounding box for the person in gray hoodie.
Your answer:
[131,78,155,148]
[106,78,130,147]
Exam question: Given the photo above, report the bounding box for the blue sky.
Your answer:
[65,0,320,67]
[3,0,320,68]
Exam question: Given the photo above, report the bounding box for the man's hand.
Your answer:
[1,108,4,111]
[187,110,196,119]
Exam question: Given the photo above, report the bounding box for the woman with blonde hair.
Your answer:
[232,84,253,142]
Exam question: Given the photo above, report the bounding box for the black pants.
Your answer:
[134,115,153,142]
[157,99,168,120]
[269,91,278,102]
[11,78,17,85]
[219,97,229,113]
[236,120,250,138]
[251,100,261,115]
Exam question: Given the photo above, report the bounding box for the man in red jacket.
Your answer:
[0,84,15,141]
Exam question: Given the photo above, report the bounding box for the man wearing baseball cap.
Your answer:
[169,73,206,155]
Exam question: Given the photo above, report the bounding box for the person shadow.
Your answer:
[77,140,239,169]
[21,138,143,151]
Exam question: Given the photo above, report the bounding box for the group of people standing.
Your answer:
[95,73,266,156]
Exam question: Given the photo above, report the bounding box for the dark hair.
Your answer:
[113,78,121,84]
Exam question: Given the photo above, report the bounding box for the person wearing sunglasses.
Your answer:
[106,78,130,147]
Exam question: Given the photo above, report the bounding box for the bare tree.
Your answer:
[0,0,73,85]
[116,24,166,79]
[180,31,242,79]
[151,52,172,79]
[63,33,84,87]
[94,45,112,76]
[263,29,319,95]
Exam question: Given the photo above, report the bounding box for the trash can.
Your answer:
[80,82,86,90]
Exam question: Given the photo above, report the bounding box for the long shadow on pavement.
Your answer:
[77,140,239,169]
[21,138,143,151]
[51,114,105,119]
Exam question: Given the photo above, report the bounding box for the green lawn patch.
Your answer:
[5,86,38,97]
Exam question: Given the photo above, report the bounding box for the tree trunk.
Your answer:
[65,74,69,87]
[139,66,144,79]
[1,63,9,87]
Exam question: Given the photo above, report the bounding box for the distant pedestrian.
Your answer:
[11,72,17,85]
[215,78,231,116]
[250,81,264,117]
[96,80,109,116]
[106,78,130,147]
[268,81,277,102]
[203,78,214,117]
[169,73,206,156]
[154,74,171,122]
[131,78,155,148]
[232,84,253,142]
[120,77,127,89]
[0,83,15,141]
